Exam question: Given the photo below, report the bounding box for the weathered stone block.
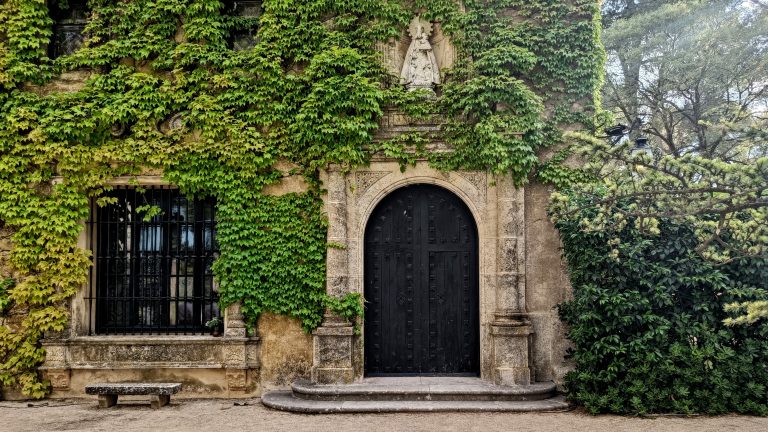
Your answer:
[98,394,117,408]
[327,203,348,240]
[498,237,518,273]
[222,344,247,367]
[326,247,349,275]
[225,303,247,338]
[44,368,71,390]
[491,323,533,386]
[496,273,521,312]
[225,368,248,391]
[311,323,354,384]
[312,367,355,384]
[313,336,352,369]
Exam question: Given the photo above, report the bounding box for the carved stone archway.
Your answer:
[312,161,534,386]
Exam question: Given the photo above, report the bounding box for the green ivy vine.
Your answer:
[0,0,603,397]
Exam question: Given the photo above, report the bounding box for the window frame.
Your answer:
[86,185,220,335]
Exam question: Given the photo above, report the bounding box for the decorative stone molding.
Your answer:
[159,113,184,134]
[41,336,259,369]
[110,123,128,137]
[44,369,71,391]
[39,340,71,390]
[40,302,260,396]
[222,344,248,367]
[225,368,248,392]
[353,171,391,197]
[455,170,488,200]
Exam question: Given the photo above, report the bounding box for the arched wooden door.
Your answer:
[364,184,480,375]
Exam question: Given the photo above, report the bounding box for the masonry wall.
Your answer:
[525,181,573,387]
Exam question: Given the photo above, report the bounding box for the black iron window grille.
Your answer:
[87,186,220,335]
[224,0,261,50]
[49,0,89,58]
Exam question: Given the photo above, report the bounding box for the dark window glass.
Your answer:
[223,0,261,50]
[89,187,219,334]
[49,0,89,58]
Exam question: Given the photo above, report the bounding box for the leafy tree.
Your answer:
[602,0,767,159]
[550,2,768,390]
[553,0,767,270]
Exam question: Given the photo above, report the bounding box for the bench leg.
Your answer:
[150,394,170,409]
[98,394,118,408]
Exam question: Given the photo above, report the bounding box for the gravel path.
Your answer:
[1,398,767,432]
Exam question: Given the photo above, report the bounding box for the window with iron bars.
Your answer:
[86,186,220,335]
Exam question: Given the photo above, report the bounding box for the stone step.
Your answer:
[290,378,557,402]
[261,391,571,413]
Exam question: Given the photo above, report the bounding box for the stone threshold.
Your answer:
[262,391,571,413]
[291,377,558,401]
[262,377,570,413]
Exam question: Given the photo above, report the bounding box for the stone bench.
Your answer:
[85,383,182,409]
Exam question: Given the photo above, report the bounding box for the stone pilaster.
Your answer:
[491,177,532,385]
[223,302,251,394]
[224,303,246,337]
[222,337,250,393]
[312,169,355,384]
[325,169,349,297]
[40,340,71,390]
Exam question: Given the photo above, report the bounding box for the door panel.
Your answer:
[364,185,479,375]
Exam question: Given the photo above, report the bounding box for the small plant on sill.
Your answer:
[205,317,224,337]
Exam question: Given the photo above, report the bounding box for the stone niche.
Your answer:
[376,16,457,86]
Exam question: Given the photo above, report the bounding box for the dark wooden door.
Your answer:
[364,184,479,375]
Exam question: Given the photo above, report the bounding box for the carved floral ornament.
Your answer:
[400,16,441,92]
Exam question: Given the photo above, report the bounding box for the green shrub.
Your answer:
[557,208,768,415]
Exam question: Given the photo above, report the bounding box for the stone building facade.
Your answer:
[2,6,580,400]
[34,155,572,400]
[34,115,572,401]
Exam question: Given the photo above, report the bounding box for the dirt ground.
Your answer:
[1,398,767,432]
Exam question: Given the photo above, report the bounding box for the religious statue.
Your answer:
[400,17,441,91]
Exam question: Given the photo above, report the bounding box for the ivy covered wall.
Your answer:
[0,0,603,397]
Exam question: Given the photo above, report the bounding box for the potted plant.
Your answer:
[205,317,223,337]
